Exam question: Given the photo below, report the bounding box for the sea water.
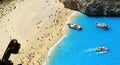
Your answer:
[47,14,120,65]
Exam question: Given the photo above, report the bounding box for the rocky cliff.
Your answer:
[60,0,120,16]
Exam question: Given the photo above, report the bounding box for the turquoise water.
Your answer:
[48,14,120,65]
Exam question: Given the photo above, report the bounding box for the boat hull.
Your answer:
[96,22,109,30]
[67,23,82,30]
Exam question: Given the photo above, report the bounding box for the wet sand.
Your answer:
[0,0,73,65]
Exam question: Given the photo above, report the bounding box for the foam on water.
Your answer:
[46,13,120,65]
[84,48,96,52]
[43,11,80,65]
[63,11,81,34]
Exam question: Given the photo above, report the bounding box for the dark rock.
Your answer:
[60,0,120,16]
[0,39,21,65]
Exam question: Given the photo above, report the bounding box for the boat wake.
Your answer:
[84,48,108,54]
[84,48,96,52]
[96,51,107,54]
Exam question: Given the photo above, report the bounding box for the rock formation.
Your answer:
[60,0,120,16]
[0,39,21,65]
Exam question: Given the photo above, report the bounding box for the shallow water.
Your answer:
[47,14,120,65]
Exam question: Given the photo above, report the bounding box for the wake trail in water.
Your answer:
[84,48,96,53]
[84,48,108,54]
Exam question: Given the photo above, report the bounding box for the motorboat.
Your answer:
[67,23,82,30]
[96,46,108,52]
[96,22,109,30]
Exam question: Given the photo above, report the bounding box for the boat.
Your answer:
[96,46,108,52]
[96,22,109,30]
[67,23,82,30]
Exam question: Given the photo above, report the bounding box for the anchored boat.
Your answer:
[67,23,82,30]
[96,22,109,30]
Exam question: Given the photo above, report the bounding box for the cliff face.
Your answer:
[60,0,120,16]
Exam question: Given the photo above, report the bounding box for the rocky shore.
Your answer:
[60,0,120,16]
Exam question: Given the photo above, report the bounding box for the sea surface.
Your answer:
[47,14,120,65]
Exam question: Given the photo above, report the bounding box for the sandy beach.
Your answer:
[0,0,73,65]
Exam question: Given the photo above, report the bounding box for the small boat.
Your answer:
[96,22,109,30]
[67,23,82,30]
[96,46,108,52]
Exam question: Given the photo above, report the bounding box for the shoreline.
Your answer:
[0,0,81,65]
[63,11,81,34]
[43,11,81,65]
[43,35,65,65]
[1,0,73,65]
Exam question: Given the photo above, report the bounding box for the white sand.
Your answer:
[0,0,73,65]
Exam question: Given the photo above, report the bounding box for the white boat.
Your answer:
[67,23,82,30]
[96,46,108,52]
[96,22,109,30]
